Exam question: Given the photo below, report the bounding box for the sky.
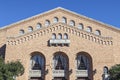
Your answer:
[0,0,120,29]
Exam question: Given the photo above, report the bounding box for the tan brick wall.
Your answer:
[0,8,119,80]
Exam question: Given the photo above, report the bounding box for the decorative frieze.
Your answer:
[7,23,113,46]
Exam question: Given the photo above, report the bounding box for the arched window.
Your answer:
[76,52,93,80]
[64,33,68,39]
[103,66,109,80]
[52,33,56,39]
[30,53,45,80]
[78,23,84,29]
[30,54,45,70]
[62,17,67,23]
[19,29,24,35]
[53,53,68,70]
[36,23,42,29]
[70,20,75,26]
[58,33,62,39]
[86,26,92,32]
[53,52,69,80]
[77,55,89,70]
[45,20,50,27]
[95,30,101,35]
[53,17,58,23]
[28,26,33,32]
[103,66,108,74]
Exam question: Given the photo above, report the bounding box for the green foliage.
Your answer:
[0,57,24,80]
[109,64,120,80]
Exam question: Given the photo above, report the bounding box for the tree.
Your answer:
[0,57,24,80]
[109,64,120,80]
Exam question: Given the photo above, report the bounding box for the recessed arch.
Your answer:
[52,33,56,39]
[64,33,68,39]
[69,20,75,26]
[76,51,93,80]
[62,17,67,23]
[95,30,101,35]
[19,29,25,35]
[58,33,62,39]
[53,51,69,69]
[53,51,69,80]
[103,66,108,74]
[53,17,59,23]
[86,26,92,32]
[78,23,84,30]
[45,20,50,27]
[36,23,42,29]
[29,51,46,80]
[28,26,33,32]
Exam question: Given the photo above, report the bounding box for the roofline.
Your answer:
[0,7,62,30]
[0,7,120,32]
[59,7,120,32]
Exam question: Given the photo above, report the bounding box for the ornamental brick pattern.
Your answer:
[0,7,120,80]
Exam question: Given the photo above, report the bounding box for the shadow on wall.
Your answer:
[0,44,6,59]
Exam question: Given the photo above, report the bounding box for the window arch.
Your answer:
[30,55,44,70]
[19,29,24,35]
[103,66,109,80]
[70,20,75,26]
[95,30,101,35]
[78,23,84,29]
[36,23,42,29]
[103,66,108,74]
[28,26,33,32]
[53,17,58,23]
[64,33,68,39]
[58,33,62,39]
[45,20,50,26]
[53,52,69,80]
[76,55,89,70]
[30,52,45,80]
[76,52,93,80]
[52,33,56,39]
[62,17,67,23]
[53,52,69,70]
[86,26,92,32]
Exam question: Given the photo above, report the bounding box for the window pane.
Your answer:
[70,20,75,26]
[36,23,42,29]
[28,26,33,32]
[78,23,83,29]
[104,67,108,74]
[19,30,24,35]
[86,27,92,32]
[58,34,62,39]
[62,17,67,23]
[54,17,58,23]
[95,30,101,35]
[64,33,68,39]
[31,55,44,70]
[45,20,50,26]
[52,33,56,39]
[77,55,88,70]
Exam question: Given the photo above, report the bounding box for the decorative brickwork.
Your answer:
[0,7,119,80]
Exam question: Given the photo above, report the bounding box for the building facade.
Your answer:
[0,7,120,80]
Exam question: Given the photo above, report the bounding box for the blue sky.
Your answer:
[0,0,120,28]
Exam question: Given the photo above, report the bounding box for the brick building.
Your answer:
[0,7,120,80]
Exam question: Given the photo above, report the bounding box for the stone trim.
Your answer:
[7,23,113,46]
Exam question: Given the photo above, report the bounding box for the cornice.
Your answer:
[7,22,113,46]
